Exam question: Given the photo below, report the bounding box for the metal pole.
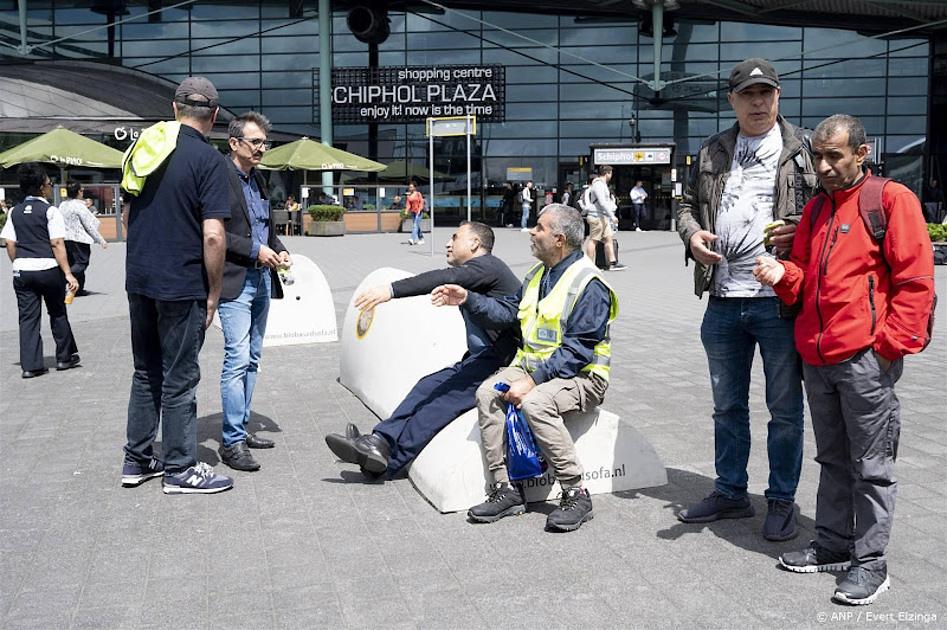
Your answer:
[466,115,472,222]
[429,128,435,257]
[18,0,28,55]
[651,2,665,92]
[318,0,333,197]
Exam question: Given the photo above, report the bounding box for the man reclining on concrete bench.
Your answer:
[324,221,521,479]
[432,204,618,532]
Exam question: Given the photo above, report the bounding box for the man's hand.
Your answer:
[753,256,785,287]
[205,296,218,330]
[431,284,468,307]
[689,230,722,265]
[504,376,536,408]
[100,241,109,250]
[65,273,79,295]
[278,250,291,266]
[257,245,282,269]
[354,284,392,311]
[768,223,797,258]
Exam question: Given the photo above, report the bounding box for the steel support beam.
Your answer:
[319,0,334,196]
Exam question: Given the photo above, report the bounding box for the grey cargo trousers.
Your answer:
[803,348,903,573]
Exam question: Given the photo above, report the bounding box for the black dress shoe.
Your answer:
[56,355,81,371]
[345,423,361,439]
[22,368,49,379]
[245,433,275,449]
[219,442,261,471]
[325,432,391,474]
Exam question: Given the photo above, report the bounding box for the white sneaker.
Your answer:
[635,227,642,232]
[417,239,425,245]
[521,228,529,232]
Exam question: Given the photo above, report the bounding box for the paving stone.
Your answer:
[1,232,945,627]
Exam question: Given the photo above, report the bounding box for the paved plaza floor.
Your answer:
[1,226,945,629]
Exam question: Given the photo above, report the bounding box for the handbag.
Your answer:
[495,382,545,481]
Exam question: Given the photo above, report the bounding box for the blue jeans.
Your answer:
[218,268,271,447]
[700,296,804,501]
[521,203,530,228]
[411,212,423,242]
[125,293,206,474]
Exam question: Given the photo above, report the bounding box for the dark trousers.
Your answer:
[65,241,91,292]
[374,351,506,477]
[124,293,206,473]
[12,267,78,372]
[803,349,903,572]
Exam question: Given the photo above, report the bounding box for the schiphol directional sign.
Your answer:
[426,116,478,254]
[426,115,477,137]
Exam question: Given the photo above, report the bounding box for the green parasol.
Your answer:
[259,137,386,172]
[0,126,123,169]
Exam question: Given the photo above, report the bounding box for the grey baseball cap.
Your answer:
[174,76,219,108]
[728,58,779,93]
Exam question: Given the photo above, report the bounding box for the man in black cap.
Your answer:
[675,58,818,540]
[120,76,234,495]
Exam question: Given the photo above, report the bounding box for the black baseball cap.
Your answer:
[174,76,219,108]
[728,58,779,93]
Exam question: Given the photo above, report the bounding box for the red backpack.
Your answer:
[809,175,937,351]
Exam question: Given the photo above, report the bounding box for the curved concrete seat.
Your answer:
[339,267,467,419]
[408,407,668,513]
[263,254,338,347]
[212,254,337,347]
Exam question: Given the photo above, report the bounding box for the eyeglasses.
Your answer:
[237,137,272,150]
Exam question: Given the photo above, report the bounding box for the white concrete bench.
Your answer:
[339,267,667,513]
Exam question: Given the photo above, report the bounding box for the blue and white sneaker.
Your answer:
[162,462,233,495]
[121,457,164,487]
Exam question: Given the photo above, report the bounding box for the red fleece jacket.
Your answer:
[774,174,935,366]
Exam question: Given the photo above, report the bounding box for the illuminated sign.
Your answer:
[593,146,673,166]
[327,64,505,124]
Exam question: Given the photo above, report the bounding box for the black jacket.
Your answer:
[222,163,287,301]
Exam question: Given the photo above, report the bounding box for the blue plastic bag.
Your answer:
[495,382,545,481]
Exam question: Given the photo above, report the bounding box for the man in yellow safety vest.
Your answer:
[432,203,618,532]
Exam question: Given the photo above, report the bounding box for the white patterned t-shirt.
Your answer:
[712,124,782,297]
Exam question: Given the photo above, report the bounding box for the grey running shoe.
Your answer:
[779,541,851,573]
[763,499,798,541]
[546,486,594,532]
[833,566,890,605]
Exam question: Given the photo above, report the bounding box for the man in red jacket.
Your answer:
[754,114,935,606]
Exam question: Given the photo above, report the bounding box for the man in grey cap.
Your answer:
[675,58,818,540]
[120,76,235,494]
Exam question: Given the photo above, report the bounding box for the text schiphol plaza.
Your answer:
[328,64,506,124]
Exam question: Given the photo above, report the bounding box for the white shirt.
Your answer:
[712,124,782,297]
[630,185,648,204]
[587,177,617,219]
[59,198,105,245]
[1,196,67,272]
[522,186,532,204]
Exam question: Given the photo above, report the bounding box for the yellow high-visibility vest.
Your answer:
[512,256,618,381]
[121,121,181,196]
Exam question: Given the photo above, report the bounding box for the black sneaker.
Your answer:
[468,482,526,523]
[608,263,628,271]
[546,486,593,532]
[779,541,851,573]
[219,442,261,472]
[763,499,798,541]
[678,490,754,523]
[121,457,164,487]
[833,566,890,605]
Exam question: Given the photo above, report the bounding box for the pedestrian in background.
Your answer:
[630,180,648,231]
[1,163,80,378]
[519,180,534,231]
[59,181,108,295]
[406,181,425,245]
[120,76,233,495]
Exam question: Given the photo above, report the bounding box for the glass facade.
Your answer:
[0,1,931,220]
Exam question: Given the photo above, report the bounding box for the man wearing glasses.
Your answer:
[217,111,290,472]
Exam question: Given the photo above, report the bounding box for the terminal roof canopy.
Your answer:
[400,0,947,34]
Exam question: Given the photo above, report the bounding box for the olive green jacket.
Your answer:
[676,116,819,297]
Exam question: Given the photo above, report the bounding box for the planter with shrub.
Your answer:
[399,210,430,234]
[929,223,947,265]
[307,204,345,237]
